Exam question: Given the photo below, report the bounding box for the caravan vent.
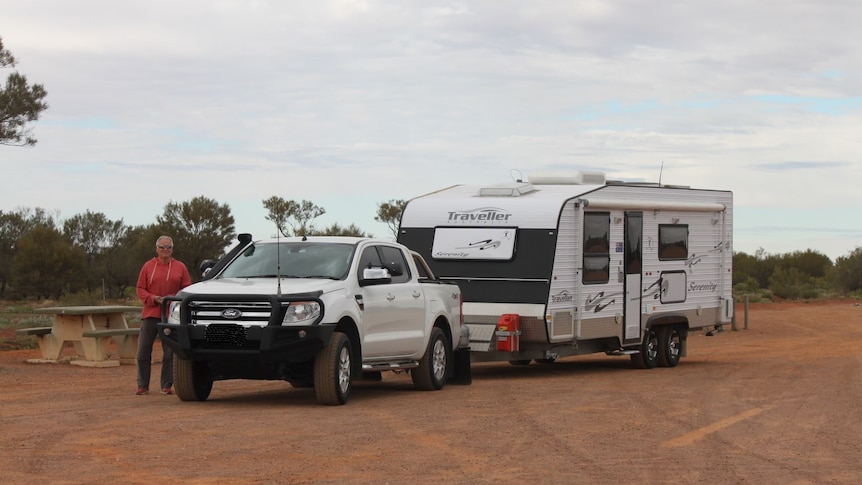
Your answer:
[478,182,536,197]
[528,171,606,185]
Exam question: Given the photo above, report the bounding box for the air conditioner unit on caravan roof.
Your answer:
[527,170,606,185]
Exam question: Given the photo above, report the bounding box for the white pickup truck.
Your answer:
[158,234,470,405]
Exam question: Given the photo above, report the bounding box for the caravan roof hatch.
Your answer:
[477,182,537,197]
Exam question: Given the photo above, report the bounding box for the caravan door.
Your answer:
[623,211,643,344]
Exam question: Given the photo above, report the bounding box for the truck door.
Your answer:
[623,211,643,344]
[357,244,425,359]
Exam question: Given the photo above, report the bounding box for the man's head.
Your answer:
[156,236,174,255]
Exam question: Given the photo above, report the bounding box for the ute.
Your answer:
[158,235,470,405]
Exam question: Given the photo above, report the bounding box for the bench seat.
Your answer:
[16,327,53,336]
[81,328,140,338]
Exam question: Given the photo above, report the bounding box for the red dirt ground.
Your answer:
[1,300,861,484]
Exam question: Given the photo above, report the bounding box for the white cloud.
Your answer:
[2,0,861,260]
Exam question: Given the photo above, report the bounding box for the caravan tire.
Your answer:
[631,327,660,369]
[657,325,683,368]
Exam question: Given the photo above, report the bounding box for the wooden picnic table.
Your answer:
[18,306,142,367]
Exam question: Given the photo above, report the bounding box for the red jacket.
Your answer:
[136,257,192,320]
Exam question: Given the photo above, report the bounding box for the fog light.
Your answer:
[163,328,172,336]
[298,330,306,338]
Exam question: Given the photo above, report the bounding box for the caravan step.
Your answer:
[606,350,639,356]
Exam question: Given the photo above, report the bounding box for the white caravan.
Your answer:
[397,171,733,368]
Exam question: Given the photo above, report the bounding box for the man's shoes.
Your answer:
[161,387,174,395]
[136,387,149,395]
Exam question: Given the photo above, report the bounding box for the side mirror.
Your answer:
[359,267,391,286]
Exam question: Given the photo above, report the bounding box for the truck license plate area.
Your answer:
[205,324,248,347]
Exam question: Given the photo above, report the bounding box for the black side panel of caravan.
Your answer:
[398,228,557,305]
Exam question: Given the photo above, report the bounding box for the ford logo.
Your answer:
[221,308,242,319]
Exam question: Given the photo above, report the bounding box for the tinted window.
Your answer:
[659,225,689,260]
[378,245,411,284]
[583,212,610,284]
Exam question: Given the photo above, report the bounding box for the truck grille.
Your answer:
[189,301,279,326]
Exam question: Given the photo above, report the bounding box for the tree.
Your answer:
[11,226,85,299]
[375,199,407,238]
[0,207,57,296]
[1,36,48,146]
[157,196,235,279]
[63,211,127,293]
[831,247,862,293]
[262,196,325,237]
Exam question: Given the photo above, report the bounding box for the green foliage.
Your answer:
[768,267,820,300]
[375,199,406,238]
[156,196,236,279]
[11,226,86,299]
[63,210,127,293]
[734,248,834,300]
[1,36,49,146]
[312,223,369,237]
[831,247,862,293]
[263,197,325,237]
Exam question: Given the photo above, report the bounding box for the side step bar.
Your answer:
[362,361,419,371]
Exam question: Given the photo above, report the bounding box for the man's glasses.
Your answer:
[157,245,173,250]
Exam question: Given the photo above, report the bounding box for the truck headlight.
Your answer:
[283,301,321,325]
[167,301,181,324]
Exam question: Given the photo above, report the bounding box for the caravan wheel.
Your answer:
[657,325,683,368]
[631,327,659,369]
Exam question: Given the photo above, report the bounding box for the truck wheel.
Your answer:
[657,325,683,368]
[412,327,450,391]
[630,327,659,369]
[314,332,352,405]
[508,360,531,366]
[173,355,213,401]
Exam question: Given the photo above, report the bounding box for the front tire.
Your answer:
[314,332,352,405]
[630,327,660,369]
[657,325,683,367]
[412,327,450,391]
[173,355,213,401]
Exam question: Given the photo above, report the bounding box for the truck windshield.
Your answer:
[219,242,355,280]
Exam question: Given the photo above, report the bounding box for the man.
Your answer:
[135,235,191,395]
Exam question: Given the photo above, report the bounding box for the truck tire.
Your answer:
[630,327,659,369]
[173,355,213,401]
[657,325,683,368]
[314,331,352,405]
[412,327,449,391]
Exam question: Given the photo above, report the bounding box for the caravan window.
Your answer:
[659,225,689,260]
[583,212,610,284]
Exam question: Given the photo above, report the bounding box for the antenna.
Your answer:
[510,169,524,183]
[276,222,282,297]
[658,161,664,186]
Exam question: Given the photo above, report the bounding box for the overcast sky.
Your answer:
[2,1,860,260]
